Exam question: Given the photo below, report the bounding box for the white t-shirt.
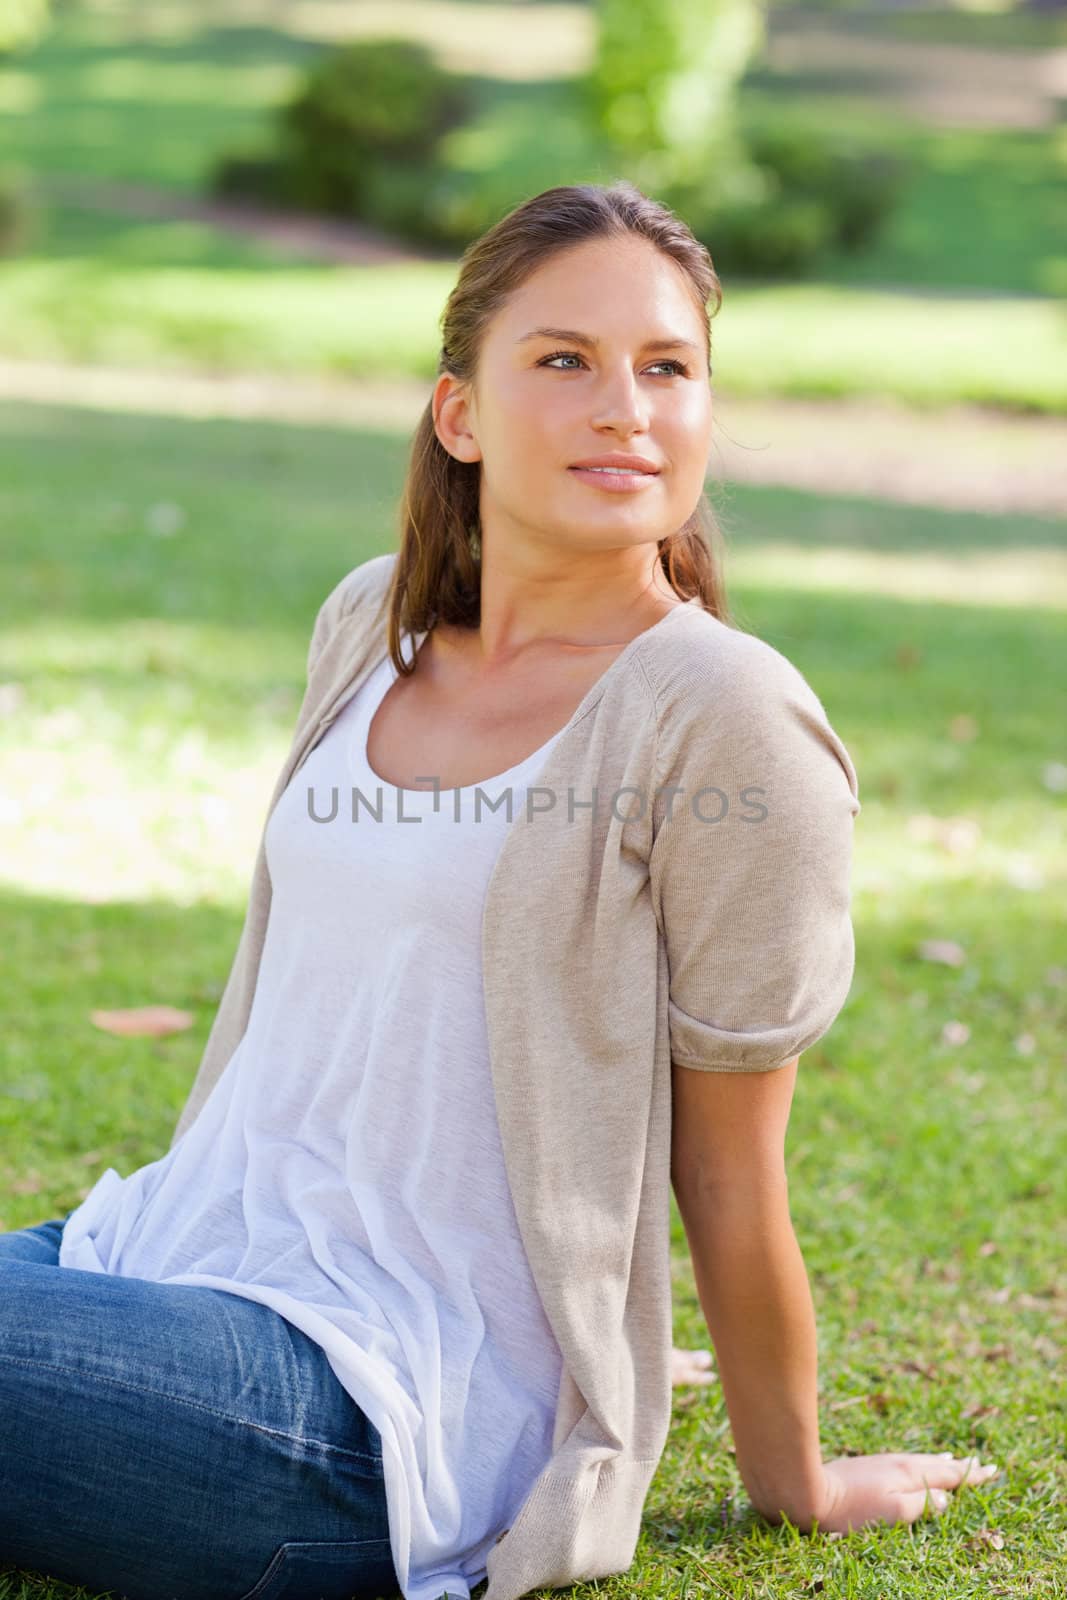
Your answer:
[59,633,567,1600]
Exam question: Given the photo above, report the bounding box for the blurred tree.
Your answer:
[584,0,766,202]
[582,0,905,277]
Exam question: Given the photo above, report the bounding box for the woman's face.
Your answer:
[443,235,715,557]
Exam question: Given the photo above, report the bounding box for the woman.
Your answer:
[1,182,996,1600]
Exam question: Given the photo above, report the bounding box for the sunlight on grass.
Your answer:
[80,57,297,105]
[286,0,593,79]
[0,259,456,376]
[1,261,1064,411]
[853,810,1063,899]
[82,0,595,75]
[0,69,41,112]
[0,733,282,905]
[716,286,1067,413]
[0,621,300,905]
[729,544,1067,611]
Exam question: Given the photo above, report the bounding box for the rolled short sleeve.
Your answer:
[649,640,860,1073]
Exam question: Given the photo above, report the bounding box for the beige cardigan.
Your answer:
[170,550,861,1600]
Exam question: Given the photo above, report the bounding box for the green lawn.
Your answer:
[2,249,1064,412]
[1,399,1064,1597]
[1,2,1065,409]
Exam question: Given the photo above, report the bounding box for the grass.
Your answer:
[1,4,1066,409]
[0,398,1065,1597]
[2,250,1064,412]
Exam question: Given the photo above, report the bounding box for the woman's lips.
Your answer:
[567,466,660,492]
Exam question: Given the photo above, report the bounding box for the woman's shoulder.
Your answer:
[307,551,398,673]
[329,550,399,619]
[639,605,833,726]
[637,605,860,808]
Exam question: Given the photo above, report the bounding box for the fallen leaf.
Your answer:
[90,1006,194,1037]
[967,1528,1006,1552]
[918,938,967,967]
[670,1346,717,1388]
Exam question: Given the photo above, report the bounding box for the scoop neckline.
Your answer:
[360,597,700,796]
[359,650,565,796]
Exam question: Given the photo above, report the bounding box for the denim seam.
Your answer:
[0,1352,383,1465]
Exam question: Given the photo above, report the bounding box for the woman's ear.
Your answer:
[433,373,482,466]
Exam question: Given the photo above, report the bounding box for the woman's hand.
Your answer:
[810,1451,1001,1532]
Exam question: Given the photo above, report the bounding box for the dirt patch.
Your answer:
[763,22,1067,130]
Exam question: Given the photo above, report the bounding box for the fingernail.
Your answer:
[932,1489,949,1509]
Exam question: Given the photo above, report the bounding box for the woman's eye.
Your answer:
[538,350,688,377]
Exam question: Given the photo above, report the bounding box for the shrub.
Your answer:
[585,0,764,190]
[707,194,838,275]
[276,38,473,216]
[667,118,910,276]
[409,90,613,249]
[745,120,910,253]
[202,31,906,278]
[210,151,289,207]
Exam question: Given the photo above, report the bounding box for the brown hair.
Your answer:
[383,179,733,674]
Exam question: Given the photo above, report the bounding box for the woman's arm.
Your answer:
[671,1055,1001,1530]
[671,1054,826,1527]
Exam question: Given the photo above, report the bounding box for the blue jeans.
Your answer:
[0,1213,401,1600]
